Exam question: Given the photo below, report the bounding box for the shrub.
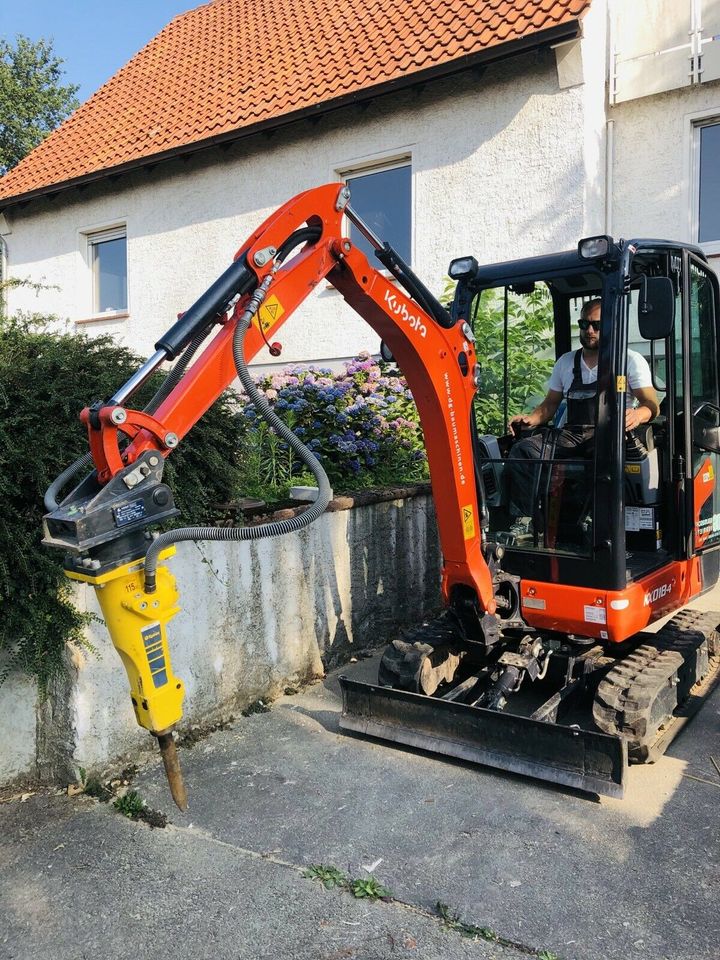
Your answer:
[468,288,554,435]
[237,352,429,499]
[0,313,245,688]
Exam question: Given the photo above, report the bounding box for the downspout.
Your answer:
[605,118,614,235]
[606,0,615,236]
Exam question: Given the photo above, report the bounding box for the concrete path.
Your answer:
[2,621,720,960]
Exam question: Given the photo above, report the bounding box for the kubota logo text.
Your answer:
[643,582,673,606]
[384,291,427,337]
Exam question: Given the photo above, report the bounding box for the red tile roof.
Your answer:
[0,0,590,204]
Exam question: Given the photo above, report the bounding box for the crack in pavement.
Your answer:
[162,821,562,959]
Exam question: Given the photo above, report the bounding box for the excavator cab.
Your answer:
[341,237,720,798]
[451,239,720,607]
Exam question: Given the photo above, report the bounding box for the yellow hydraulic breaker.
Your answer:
[67,547,188,809]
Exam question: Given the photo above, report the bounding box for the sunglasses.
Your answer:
[579,319,601,331]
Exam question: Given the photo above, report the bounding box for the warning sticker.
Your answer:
[584,604,607,624]
[616,375,627,393]
[462,504,475,540]
[625,506,656,532]
[255,295,285,334]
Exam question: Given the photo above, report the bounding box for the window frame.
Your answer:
[80,222,129,322]
[688,111,720,256]
[335,153,413,267]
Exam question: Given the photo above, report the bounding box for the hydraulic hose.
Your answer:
[43,451,94,512]
[43,324,216,512]
[143,244,332,593]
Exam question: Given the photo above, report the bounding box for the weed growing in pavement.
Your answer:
[437,902,498,942]
[113,791,145,818]
[303,864,393,900]
[347,877,392,900]
[302,865,348,889]
[437,902,563,958]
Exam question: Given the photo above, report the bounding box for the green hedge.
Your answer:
[0,315,245,688]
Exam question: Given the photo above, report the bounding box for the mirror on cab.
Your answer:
[693,401,720,455]
[638,277,675,340]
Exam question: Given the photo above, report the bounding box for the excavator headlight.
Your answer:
[448,256,479,280]
[578,235,613,260]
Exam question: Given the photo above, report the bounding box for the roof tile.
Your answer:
[0,0,589,203]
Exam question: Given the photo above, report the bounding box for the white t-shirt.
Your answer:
[548,349,652,399]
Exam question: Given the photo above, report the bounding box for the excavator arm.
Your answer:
[43,182,499,806]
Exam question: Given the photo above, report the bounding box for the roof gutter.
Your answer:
[0,19,582,212]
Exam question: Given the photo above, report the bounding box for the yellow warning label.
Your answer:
[254,295,285,334]
[616,375,627,392]
[462,505,475,540]
[625,464,641,474]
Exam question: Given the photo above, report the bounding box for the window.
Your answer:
[87,227,127,314]
[698,120,720,245]
[343,162,411,263]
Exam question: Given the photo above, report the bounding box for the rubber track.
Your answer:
[378,613,465,695]
[593,609,720,761]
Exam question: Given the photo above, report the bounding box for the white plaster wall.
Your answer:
[610,81,720,249]
[0,668,37,783]
[68,493,439,771]
[4,49,602,368]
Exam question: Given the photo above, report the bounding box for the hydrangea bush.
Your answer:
[238,352,428,498]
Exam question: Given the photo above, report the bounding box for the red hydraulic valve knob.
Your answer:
[269,342,282,357]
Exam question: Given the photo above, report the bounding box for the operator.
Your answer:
[506,298,660,521]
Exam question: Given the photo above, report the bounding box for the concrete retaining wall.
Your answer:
[0,490,440,787]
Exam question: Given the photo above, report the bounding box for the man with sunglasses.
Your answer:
[506,298,659,523]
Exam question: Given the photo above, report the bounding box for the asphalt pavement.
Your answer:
[1,623,719,960]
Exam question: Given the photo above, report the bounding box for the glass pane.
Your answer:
[93,236,127,312]
[346,165,411,263]
[689,261,718,409]
[470,285,555,435]
[627,288,670,391]
[480,456,593,557]
[690,260,720,550]
[698,123,720,243]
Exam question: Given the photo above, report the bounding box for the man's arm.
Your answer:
[626,385,660,431]
[509,389,563,432]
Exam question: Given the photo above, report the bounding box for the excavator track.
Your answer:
[593,609,720,762]
[378,614,466,696]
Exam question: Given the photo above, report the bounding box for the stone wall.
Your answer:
[0,490,440,787]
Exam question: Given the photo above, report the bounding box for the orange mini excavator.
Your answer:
[44,183,720,805]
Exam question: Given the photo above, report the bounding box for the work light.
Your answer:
[578,235,613,260]
[448,256,479,280]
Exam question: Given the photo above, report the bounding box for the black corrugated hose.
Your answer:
[43,324,211,513]
[143,240,332,593]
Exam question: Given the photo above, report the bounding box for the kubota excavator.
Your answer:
[43,183,720,807]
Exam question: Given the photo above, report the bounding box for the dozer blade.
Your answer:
[339,677,627,798]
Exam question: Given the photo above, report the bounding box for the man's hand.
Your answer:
[509,413,536,434]
[625,406,649,431]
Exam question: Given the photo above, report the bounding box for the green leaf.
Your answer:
[0,36,79,173]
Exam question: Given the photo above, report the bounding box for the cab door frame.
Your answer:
[682,251,720,589]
